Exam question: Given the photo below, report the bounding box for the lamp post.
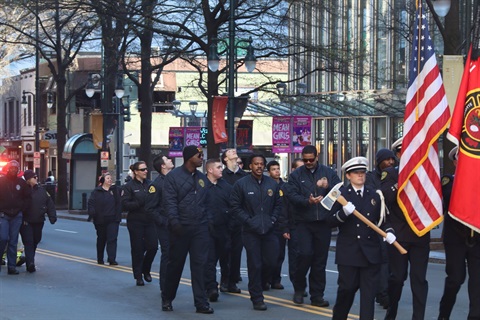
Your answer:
[172,99,201,127]
[207,0,257,148]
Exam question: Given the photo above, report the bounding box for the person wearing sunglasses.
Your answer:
[121,161,157,286]
[20,170,57,273]
[285,144,341,308]
[162,145,213,314]
[0,160,32,275]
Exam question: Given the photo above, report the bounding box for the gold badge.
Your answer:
[381,171,388,180]
[279,189,283,197]
[148,186,156,193]
[199,179,205,188]
[441,176,450,186]
[267,189,273,197]
[371,199,376,206]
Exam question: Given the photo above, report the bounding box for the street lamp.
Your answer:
[432,0,451,17]
[207,0,257,148]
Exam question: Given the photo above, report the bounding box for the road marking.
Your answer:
[54,229,78,234]
[37,248,357,319]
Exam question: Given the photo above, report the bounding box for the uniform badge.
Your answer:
[16,185,21,191]
[371,199,376,206]
[199,179,205,188]
[441,176,450,186]
[279,189,283,197]
[267,189,273,197]
[381,171,388,180]
[148,186,156,193]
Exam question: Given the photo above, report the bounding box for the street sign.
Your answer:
[34,158,40,168]
[101,151,109,160]
[34,151,41,158]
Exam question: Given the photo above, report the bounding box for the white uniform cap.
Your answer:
[342,156,369,173]
[448,146,459,161]
[391,137,403,152]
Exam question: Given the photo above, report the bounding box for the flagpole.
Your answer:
[415,0,423,121]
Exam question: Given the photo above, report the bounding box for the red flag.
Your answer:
[212,96,228,144]
[397,2,450,236]
[446,46,480,232]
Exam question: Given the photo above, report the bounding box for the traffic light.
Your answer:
[122,103,131,122]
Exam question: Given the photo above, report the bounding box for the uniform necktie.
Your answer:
[357,190,362,198]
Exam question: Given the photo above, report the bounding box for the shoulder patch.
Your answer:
[199,179,205,188]
[381,171,388,180]
[441,176,450,186]
[148,186,156,193]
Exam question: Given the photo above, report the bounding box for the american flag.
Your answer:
[397,1,451,236]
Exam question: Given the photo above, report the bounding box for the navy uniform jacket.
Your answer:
[381,167,430,243]
[441,174,479,246]
[205,178,232,227]
[121,177,152,223]
[0,175,31,216]
[230,174,283,235]
[328,185,384,267]
[286,163,342,222]
[145,173,169,227]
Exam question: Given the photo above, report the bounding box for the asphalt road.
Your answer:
[0,218,470,320]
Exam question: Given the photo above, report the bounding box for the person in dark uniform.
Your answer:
[328,157,395,320]
[121,161,157,286]
[162,146,213,314]
[230,153,283,311]
[20,170,57,273]
[220,148,247,293]
[381,154,430,320]
[286,144,341,307]
[438,146,480,320]
[145,155,174,295]
[0,160,31,274]
[88,172,121,266]
[365,148,396,309]
[204,158,234,302]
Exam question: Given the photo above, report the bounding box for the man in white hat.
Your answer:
[328,157,395,320]
[438,146,480,319]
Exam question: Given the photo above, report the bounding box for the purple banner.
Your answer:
[168,127,184,157]
[272,116,292,153]
[293,116,312,153]
[185,127,201,147]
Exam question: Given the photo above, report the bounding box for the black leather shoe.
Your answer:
[219,284,228,292]
[263,283,270,291]
[253,302,267,311]
[208,289,219,302]
[311,298,329,307]
[136,278,145,286]
[143,273,152,282]
[27,264,36,273]
[108,260,118,266]
[227,286,241,293]
[293,292,304,304]
[8,268,19,275]
[162,300,173,311]
[97,260,104,265]
[271,282,284,290]
[196,305,214,314]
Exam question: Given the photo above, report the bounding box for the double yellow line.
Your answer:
[37,248,359,319]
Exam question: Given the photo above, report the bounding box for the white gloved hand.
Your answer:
[342,202,355,216]
[384,232,396,244]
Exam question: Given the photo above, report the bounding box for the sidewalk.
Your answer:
[57,209,446,263]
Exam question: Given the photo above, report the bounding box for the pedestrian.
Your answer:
[88,172,122,266]
[145,155,174,295]
[237,157,244,169]
[328,157,395,320]
[264,160,286,290]
[219,148,247,293]
[230,153,283,311]
[438,146,480,319]
[381,143,430,320]
[204,158,234,302]
[121,161,157,286]
[162,146,213,314]
[46,171,55,183]
[0,160,31,274]
[20,170,57,273]
[285,144,341,307]
[365,148,396,309]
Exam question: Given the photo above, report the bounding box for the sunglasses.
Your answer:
[197,153,204,158]
[137,168,148,172]
[33,176,38,179]
[237,161,243,165]
[302,158,316,163]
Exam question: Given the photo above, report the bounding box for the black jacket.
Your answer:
[286,163,341,222]
[230,174,283,235]
[381,166,430,243]
[222,167,248,186]
[365,168,382,190]
[205,178,233,227]
[163,165,210,227]
[0,175,31,216]
[23,184,56,224]
[328,185,385,267]
[121,178,153,223]
[88,185,122,224]
[145,173,169,227]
